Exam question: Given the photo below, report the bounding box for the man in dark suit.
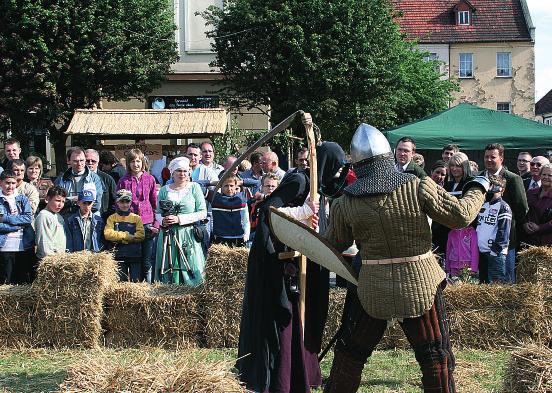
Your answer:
[394,137,426,179]
[523,156,550,191]
[482,143,528,283]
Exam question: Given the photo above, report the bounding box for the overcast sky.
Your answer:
[526,0,552,101]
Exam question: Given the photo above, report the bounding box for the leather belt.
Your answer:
[362,250,433,265]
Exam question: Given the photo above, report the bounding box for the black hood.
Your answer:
[316,141,347,197]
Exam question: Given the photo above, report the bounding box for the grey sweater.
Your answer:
[35,209,67,259]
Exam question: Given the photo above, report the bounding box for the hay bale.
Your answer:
[204,244,249,291]
[203,244,249,348]
[503,344,552,392]
[203,290,243,348]
[445,283,544,349]
[518,246,552,342]
[103,283,203,349]
[33,251,118,348]
[57,351,246,393]
[0,285,36,348]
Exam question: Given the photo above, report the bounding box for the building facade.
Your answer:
[393,0,536,118]
[104,0,269,133]
[536,89,552,125]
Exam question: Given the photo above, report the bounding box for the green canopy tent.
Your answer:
[386,103,552,150]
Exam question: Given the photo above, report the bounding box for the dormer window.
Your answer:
[458,10,470,25]
[453,1,475,26]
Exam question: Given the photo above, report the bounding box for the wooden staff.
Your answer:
[300,112,318,331]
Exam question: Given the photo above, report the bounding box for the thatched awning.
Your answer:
[66,108,228,138]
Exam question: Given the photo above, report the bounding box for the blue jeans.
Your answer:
[485,252,506,283]
[143,224,157,283]
[504,248,516,283]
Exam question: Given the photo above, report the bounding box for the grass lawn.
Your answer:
[0,348,509,392]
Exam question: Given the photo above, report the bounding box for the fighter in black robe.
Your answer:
[236,142,347,393]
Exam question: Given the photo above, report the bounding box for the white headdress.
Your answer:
[168,156,190,176]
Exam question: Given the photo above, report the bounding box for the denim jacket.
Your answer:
[66,211,105,252]
[54,166,104,215]
[0,194,35,249]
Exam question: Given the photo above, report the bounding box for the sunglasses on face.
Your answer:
[531,162,542,167]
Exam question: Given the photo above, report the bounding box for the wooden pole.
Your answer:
[300,112,318,331]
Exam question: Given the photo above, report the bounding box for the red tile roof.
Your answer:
[536,89,552,116]
[392,0,532,43]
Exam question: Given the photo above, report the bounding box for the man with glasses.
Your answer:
[261,151,286,180]
[482,143,528,283]
[54,147,103,219]
[517,152,533,180]
[85,149,115,219]
[523,156,550,192]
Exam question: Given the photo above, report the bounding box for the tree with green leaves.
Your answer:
[0,0,178,169]
[203,0,457,147]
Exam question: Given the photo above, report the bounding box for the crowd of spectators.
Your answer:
[0,134,550,286]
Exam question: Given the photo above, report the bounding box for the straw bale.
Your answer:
[204,244,249,291]
[203,244,249,348]
[503,344,552,392]
[518,246,552,342]
[33,251,118,348]
[57,351,246,393]
[444,283,544,349]
[103,283,203,349]
[0,285,36,348]
[203,290,243,348]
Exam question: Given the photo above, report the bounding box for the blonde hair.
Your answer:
[261,173,280,186]
[448,152,472,181]
[25,156,43,178]
[125,149,149,172]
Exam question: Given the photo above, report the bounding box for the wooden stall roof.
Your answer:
[66,108,228,137]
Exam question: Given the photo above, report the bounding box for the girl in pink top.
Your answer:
[117,149,159,283]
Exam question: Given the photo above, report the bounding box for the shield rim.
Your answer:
[268,206,358,285]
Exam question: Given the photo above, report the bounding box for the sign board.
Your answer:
[147,96,219,110]
[103,144,163,160]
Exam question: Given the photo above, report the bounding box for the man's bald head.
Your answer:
[262,151,279,174]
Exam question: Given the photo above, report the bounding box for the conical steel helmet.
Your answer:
[350,123,391,164]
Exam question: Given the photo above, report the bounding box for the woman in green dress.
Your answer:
[154,157,207,285]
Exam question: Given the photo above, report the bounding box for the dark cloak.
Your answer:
[236,142,347,391]
[304,141,346,353]
[236,172,311,391]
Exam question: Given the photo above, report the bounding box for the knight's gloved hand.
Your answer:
[462,175,490,196]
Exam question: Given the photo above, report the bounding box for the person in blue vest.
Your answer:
[206,175,249,247]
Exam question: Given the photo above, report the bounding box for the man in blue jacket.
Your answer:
[55,147,103,219]
[66,190,105,252]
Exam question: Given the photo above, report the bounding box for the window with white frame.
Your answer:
[497,102,511,114]
[459,53,473,78]
[423,53,438,62]
[458,10,470,25]
[545,118,552,125]
[497,52,512,77]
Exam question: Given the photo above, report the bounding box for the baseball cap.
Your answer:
[116,189,132,202]
[78,190,95,202]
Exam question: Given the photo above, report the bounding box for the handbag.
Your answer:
[193,221,208,243]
